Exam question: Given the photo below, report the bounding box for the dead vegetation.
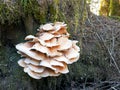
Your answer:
[79,11,120,89]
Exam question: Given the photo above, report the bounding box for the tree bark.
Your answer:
[0,0,120,90]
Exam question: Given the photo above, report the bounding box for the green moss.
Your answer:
[0,2,21,24]
[48,4,57,22]
[99,0,120,17]
[99,0,110,16]
[110,0,120,16]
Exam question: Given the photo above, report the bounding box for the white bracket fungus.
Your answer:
[16,22,80,79]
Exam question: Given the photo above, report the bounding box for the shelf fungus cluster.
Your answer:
[16,22,80,79]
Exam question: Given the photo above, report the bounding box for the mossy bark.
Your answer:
[99,0,120,17]
[0,1,86,89]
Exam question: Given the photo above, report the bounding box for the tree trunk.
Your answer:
[0,0,120,90]
[99,0,120,16]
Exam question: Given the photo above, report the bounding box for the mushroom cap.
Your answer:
[25,35,35,40]
[72,41,80,52]
[46,69,60,76]
[50,59,64,67]
[24,68,42,79]
[33,37,59,47]
[54,56,70,64]
[31,43,62,57]
[16,42,46,60]
[24,67,60,79]
[28,64,45,73]
[18,59,26,67]
[25,35,58,47]
[58,37,72,51]
[39,59,56,71]
[24,58,40,66]
[49,27,67,35]
[69,55,80,64]
[37,32,62,39]
[44,38,59,47]
[54,22,67,31]
[47,22,69,37]
[38,32,54,41]
[17,51,27,57]
[64,48,80,63]
[31,43,48,54]
[39,58,65,71]
[41,23,54,31]
[53,63,69,74]
[47,46,62,57]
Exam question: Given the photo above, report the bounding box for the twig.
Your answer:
[94,16,120,73]
[88,15,120,73]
